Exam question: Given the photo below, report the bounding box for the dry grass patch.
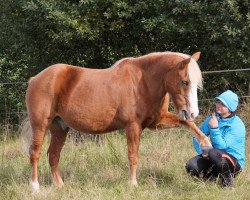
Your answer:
[0,103,249,199]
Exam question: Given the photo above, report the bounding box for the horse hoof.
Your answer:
[55,182,64,188]
[131,180,138,187]
[52,174,64,188]
[29,180,40,192]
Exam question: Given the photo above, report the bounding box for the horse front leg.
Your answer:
[125,122,142,186]
[181,120,212,150]
[156,112,212,149]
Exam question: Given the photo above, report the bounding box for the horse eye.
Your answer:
[181,80,189,86]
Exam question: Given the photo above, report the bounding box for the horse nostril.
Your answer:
[191,113,194,119]
[182,110,188,120]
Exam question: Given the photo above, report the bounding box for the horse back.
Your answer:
[26,64,140,133]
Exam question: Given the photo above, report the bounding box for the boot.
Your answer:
[221,173,233,187]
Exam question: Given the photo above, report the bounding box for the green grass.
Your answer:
[0,104,249,199]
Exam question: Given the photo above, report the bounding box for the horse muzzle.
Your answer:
[179,110,198,121]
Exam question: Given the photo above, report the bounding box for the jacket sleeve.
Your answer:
[210,121,245,149]
[193,117,211,154]
[193,137,203,154]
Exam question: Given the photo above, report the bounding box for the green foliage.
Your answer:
[0,0,249,121]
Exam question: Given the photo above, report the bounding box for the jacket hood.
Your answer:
[215,90,239,112]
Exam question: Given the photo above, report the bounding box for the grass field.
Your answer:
[0,103,249,200]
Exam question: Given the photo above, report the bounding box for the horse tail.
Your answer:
[20,117,33,157]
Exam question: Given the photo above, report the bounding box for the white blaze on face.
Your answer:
[188,83,199,119]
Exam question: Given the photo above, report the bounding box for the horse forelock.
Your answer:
[187,59,203,90]
[164,52,203,90]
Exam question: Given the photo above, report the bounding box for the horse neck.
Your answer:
[134,57,169,103]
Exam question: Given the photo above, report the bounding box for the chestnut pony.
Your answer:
[23,51,212,191]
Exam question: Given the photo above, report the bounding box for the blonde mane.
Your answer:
[111,57,132,68]
[110,52,203,89]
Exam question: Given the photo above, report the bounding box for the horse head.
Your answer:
[164,52,202,121]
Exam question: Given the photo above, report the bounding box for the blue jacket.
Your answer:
[193,113,246,169]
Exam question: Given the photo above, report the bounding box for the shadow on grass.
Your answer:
[139,168,175,187]
[59,166,176,189]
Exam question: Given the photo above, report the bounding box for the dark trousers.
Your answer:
[186,148,241,180]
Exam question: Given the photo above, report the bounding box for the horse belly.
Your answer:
[59,106,124,133]
[56,70,131,133]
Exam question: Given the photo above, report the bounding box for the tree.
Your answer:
[0,0,249,122]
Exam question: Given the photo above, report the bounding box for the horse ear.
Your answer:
[191,52,201,61]
[179,58,191,70]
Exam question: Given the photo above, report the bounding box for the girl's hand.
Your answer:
[209,113,218,128]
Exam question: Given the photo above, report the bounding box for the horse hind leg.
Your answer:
[29,122,49,191]
[47,117,69,188]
